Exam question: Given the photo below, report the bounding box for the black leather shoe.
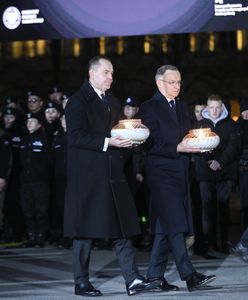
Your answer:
[126,276,153,296]
[186,272,216,291]
[147,277,179,291]
[24,232,36,247]
[232,242,248,255]
[221,241,232,254]
[232,242,248,263]
[36,233,46,248]
[75,282,102,297]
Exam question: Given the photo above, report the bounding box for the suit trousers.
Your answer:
[239,171,248,230]
[147,233,195,280]
[200,180,232,245]
[240,227,248,248]
[73,238,139,284]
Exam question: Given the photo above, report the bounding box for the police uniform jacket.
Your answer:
[0,134,12,179]
[64,81,140,239]
[138,91,193,236]
[19,128,51,182]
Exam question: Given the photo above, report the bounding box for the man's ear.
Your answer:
[156,79,163,90]
[89,69,94,80]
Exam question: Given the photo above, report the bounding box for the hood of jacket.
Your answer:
[201,104,229,125]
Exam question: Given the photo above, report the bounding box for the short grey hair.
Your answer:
[88,55,111,71]
[155,65,179,81]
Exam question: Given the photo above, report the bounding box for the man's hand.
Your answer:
[109,136,133,148]
[0,178,7,191]
[208,160,221,171]
[136,173,144,183]
[177,139,201,153]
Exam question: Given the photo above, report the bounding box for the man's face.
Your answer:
[123,105,139,119]
[89,59,113,92]
[157,70,181,100]
[45,108,60,123]
[27,96,43,113]
[49,92,63,104]
[207,100,223,120]
[3,114,15,128]
[26,118,41,133]
[194,104,206,121]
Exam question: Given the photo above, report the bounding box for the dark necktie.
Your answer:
[169,100,176,111]
[101,93,108,104]
[101,93,110,111]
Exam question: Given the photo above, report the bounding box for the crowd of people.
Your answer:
[0,55,248,296]
[0,87,70,248]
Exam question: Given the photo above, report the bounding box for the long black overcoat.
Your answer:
[139,91,193,236]
[64,81,140,239]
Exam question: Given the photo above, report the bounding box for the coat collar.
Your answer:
[152,91,179,124]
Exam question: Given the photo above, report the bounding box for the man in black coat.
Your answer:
[138,64,216,292]
[237,98,248,230]
[64,56,157,297]
[194,94,239,254]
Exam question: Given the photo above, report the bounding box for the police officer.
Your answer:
[44,101,62,143]
[19,113,51,247]
[1,108,25,242]
[0,132,12,238]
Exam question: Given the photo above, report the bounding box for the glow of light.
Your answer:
[99,37,106,55]
[144,36,150,54]
[161,35,168,53]
[12,41,23,59]
[117,37,124,55]
[209,33,215,52]
[236,30,243,51]
[196,128,207,138]
[36,40,46,56]
[73,38,80,57]
[190,33,197,52]
[25,40,35,58]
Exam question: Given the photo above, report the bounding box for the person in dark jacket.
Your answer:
[189,101,206,256]
[237,98,248,230]
[64,56,158,297]
[44,101,62,143]
[194,94,239,254]
[122,97,150,250]
[50,114,71,248]
[0,132,12,237]
[138,64,216,292]
[1,108,25,242]
[19,113,51,247]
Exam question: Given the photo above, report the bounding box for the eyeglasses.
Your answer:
[160,80,183,86]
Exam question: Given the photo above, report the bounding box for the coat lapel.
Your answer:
[154,93,179,126]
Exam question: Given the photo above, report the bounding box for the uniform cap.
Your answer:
[123,97,139,107]
[2,107,18,116]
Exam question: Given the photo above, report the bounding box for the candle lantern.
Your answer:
[183,128,220,151]
[111,119,150,144]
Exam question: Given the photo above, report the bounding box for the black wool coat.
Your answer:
[64,81,140,239]
[138,91,193,236]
